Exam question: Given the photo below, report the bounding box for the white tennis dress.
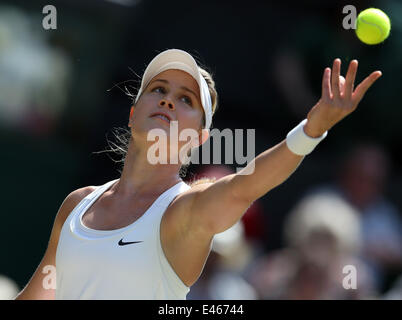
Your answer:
[55,179,191,300]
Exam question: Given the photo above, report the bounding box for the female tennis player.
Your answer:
[16,49,381,299]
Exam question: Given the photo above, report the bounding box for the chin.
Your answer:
[141,121,172,138]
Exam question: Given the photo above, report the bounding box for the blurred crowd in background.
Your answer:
[0,0,401,300]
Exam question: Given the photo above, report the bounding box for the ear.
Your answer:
[128,106,135,127]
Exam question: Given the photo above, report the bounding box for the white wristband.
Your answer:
[286,119,328,156]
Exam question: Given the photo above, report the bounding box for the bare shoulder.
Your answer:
[164,173,250,237]
[171,174,236,208]
[54,185,96,227]
[65,185,96,206]
[170,179,215,209]
[162,180,216,239]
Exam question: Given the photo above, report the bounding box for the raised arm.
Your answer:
[187,58,382,235]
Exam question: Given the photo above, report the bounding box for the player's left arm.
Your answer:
[187,58,382,236]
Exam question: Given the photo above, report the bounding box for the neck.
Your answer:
[112,136,183,198]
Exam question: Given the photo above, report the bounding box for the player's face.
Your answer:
[129,69,205,163]
[131,69,204,135]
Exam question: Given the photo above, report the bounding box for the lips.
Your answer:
[150,112,172,123]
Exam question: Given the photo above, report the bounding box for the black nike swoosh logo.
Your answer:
[118,239,143,246]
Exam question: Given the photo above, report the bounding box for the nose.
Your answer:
[159,98,175,110]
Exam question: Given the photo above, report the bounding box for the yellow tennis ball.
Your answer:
[355,8,391,45]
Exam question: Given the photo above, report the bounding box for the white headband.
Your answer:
[135,49,213,129]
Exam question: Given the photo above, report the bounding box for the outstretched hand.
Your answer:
[303,59,382,137]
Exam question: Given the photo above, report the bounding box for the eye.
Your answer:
[181,95,193,106]
[152,86,166,94]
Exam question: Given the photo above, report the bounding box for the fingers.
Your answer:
[352,71,382,105]
[331,59,341,99]
[323,58,381,107]
[322,67,332,99]
[339,75,346,95]
[344,60,358,99]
